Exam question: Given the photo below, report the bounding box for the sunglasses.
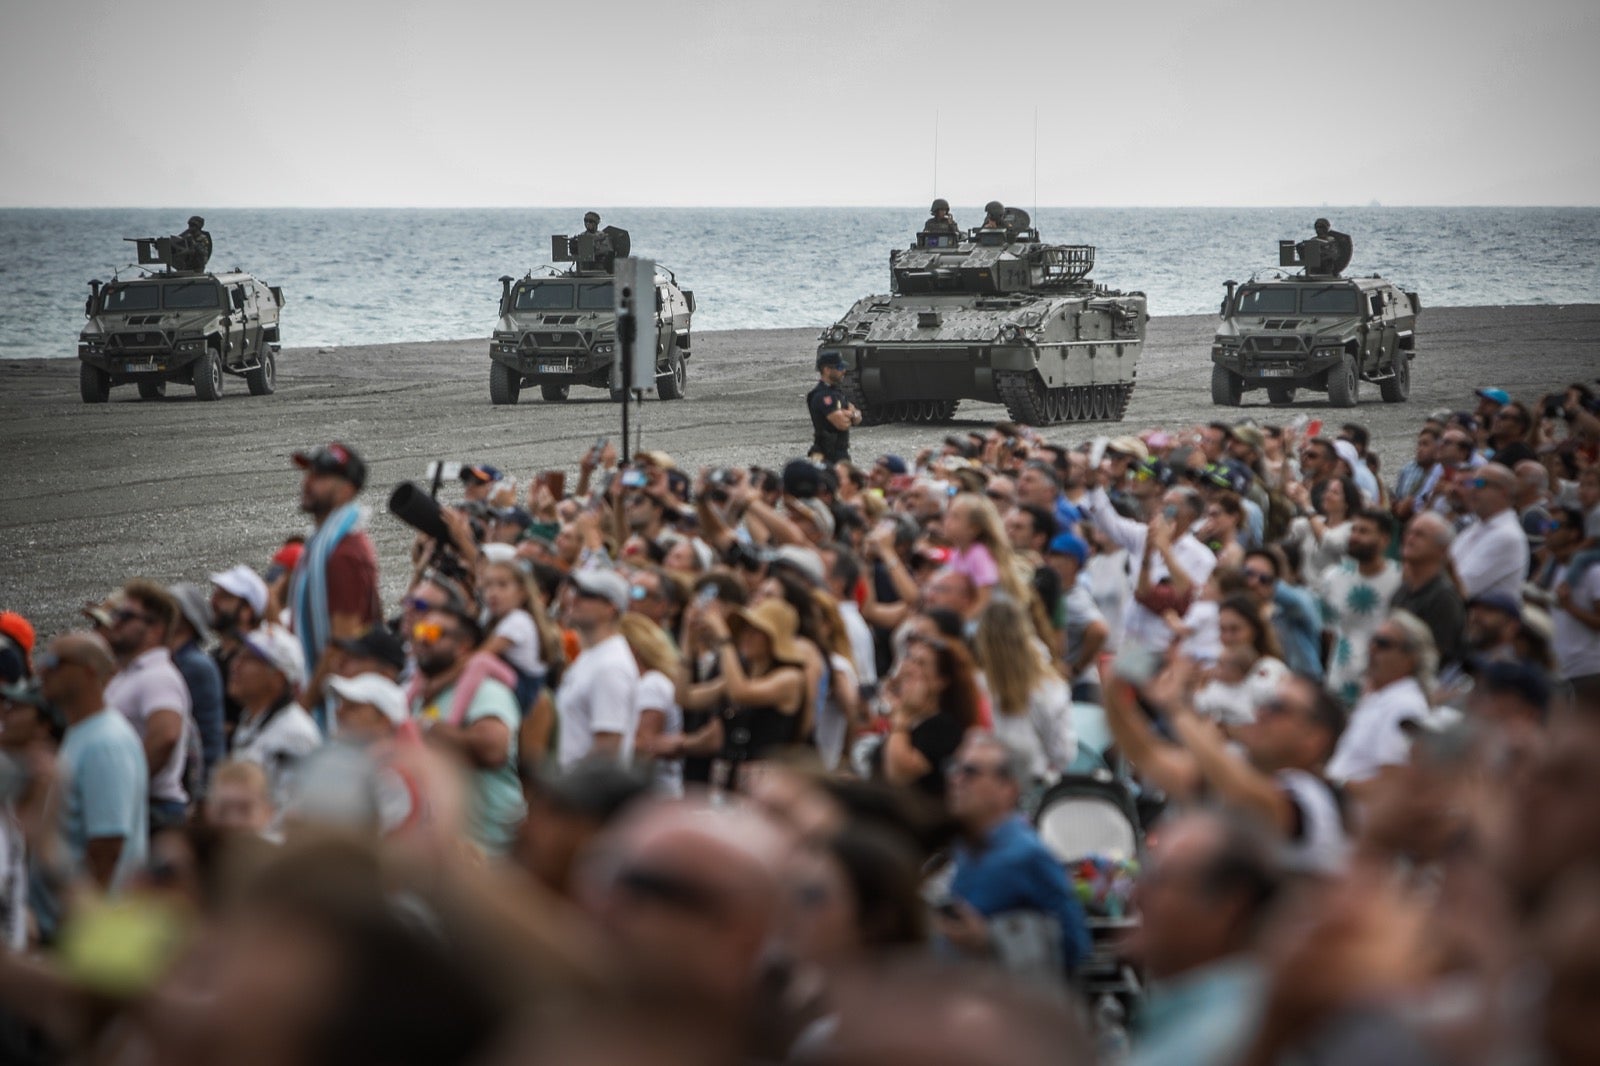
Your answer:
[111,609,153,626]
[1369,634,1402,652]
[404,597,442,613]
[1244,570,1274,584]
[412,621,458,643]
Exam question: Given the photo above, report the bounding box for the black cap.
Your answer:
[333,624,407,673]
[0,681,66,738]
[817,350,845,370]
[292,442,367,490]
[783,458,824,499]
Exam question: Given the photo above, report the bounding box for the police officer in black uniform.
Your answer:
[808,351,860,463]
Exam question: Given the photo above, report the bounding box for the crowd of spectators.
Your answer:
[1,380,1599,1065]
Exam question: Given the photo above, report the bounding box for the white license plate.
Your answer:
[125,364,162,373]
[1258,367,1295,377]
[538,361,567,373]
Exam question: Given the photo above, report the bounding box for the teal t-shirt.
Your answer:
[418,678,525,855]
[59,709,149,892]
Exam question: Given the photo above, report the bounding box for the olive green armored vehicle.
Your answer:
[816,207,1147,426]
[77,236,284,403]
[1210,237,1419,408]
[489,228,695,404]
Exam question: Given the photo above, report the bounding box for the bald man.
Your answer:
[1450,462,1529,601]
[38,633,149,892]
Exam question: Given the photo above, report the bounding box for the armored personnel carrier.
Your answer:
[816,208,1147,426]
[1210,237,1419,408]
[489,228,695,404]
[77,236,284,403]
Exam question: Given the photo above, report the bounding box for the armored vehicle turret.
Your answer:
[817,209,1147,426]
[77,235,285,403]
[1209,239,1419,409]
[488,228,695,404]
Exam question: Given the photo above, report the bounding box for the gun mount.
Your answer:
[550,227,631,274]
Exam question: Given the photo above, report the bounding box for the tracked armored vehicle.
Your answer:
[1210,237,1419,408]
[816,209,1147,426]
[77,236,285,403]
[489,228,695,404]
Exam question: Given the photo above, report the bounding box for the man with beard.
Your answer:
[1297,438,1340,496]
[1319,510,1401,706]
[555,570,639,769]
[408,605,524,855]
[103,580,193,831]
[1462,592,1522,664]
[288,443,380,732]
[210,563,268,737]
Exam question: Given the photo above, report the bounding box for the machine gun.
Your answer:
[123,232,211,273]
[551,227,631,274]
[1279,232,1353,277]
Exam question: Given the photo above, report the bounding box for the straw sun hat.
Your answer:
[728,599,803,666]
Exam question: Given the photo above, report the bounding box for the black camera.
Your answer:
[390,481,473,583]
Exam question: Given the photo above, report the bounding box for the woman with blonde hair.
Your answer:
[943,492,1031,619]
[620,613,686,796]
[811,590,864,770]
[971,595,1076,791]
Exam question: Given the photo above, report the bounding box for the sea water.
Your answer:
[1,206,1595,361]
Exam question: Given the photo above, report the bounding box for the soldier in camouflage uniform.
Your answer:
[172,215,212,272]
[924,198,960,236]
[573,211,614,270]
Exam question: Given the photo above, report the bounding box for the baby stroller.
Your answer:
[1032,769,1145,1029]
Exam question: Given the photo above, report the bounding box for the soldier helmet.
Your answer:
[1314,217,1330,231]
[584,211,601,223]
[984,201,1005,221]
[188,215,205,228]
[931,198,949,214]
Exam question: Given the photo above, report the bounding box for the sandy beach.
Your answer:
[3,303,1597,638]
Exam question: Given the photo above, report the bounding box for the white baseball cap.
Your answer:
[569,568,630,613]
[241,623,307,691]
[327,672,409,728]
[211,564,269,617]
[1331,439,1362,472]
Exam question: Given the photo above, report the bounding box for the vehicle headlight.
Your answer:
[595,343,615,355]
[824,325,848,344]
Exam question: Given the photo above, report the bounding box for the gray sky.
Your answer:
[2,0,1595,207]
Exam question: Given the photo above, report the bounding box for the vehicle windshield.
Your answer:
[576,281,613,310]
[162,279,221,309]
[100,284,160,313]
[1299,287,1359,314]
[513,282,574,311]
[1233,286,1297,315]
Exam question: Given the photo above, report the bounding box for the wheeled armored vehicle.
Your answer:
[816,208,1147,426]
[1210,237,1419,408]
[77,236,284,403]
[489,229,695,404]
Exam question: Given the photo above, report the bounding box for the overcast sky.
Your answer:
[2,0,1595,207]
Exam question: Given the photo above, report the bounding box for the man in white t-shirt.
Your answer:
[1449,463,1529,602]
[1319,510,1401,707]
[556,570,640,768]
[1325,612,1435,795]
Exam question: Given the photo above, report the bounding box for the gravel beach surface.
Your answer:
[3,304,1597,637]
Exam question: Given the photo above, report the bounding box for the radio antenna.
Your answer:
[1032,108,1039,223]
[932,110,939,199]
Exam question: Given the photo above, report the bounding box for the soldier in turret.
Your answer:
[1306,217,1353,275]
[171,215,212,272]
[572,211,615,270]
[924,198,960,236]
[981,201,1007,230]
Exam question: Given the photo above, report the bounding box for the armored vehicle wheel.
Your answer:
[540,382,570,402]
[1379,355,1411,404]
[1112,381,1135,420]
[138,380,166,400]
[246,349,276,396]
[80,364,111,404]
[194,349,224,401]
[1211,365,1243,407]
[1327,353,1359,408]
[490,362,521,405]
[658,351,686,400]
[1266,384,1296,405]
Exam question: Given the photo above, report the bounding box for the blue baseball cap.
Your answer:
[875,454,908,475]
[1474,387,1510,406]
[1045,531,1088,564]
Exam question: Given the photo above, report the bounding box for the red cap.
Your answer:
[0,612,35,656]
